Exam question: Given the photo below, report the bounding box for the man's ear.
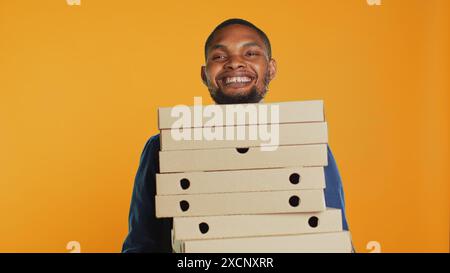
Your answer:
[268,58,277,81]
[201,65,208,86]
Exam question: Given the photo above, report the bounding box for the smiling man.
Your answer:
[201,21,276,104]
[122,18,350,253]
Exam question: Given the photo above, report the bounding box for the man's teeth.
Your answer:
[225,76,252,84]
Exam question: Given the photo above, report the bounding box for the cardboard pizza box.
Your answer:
[173,208,343,240]
[181,231,352,253]
[160,122,328,151]
[158,100,324,129]
[155,189,325,218]
[156,166,325,195]
[159,144,328,173]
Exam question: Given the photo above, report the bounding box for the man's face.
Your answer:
[201,24,277,104]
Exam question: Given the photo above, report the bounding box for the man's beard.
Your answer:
[207,71,271,104]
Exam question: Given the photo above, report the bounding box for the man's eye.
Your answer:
[212,55,226,60]
[246,51,260,57]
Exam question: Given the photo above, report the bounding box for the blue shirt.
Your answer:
[122,134,350,253]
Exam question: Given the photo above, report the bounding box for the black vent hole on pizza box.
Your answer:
[308,216,319,228]
[179,200,190,212]
[180,178,190,190]
[199,222,209,234]
[289,195,300,207]
[289,173,301,184]
[236,147,250,154]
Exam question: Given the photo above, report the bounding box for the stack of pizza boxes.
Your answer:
[155,99,352,253]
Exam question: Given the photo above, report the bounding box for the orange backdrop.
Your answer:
[0,0,448,253]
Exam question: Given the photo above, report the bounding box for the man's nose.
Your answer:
[224,55,246,70]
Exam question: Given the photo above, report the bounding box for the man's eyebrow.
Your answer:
[242,42,263,48]
[209,44,226,51]
[209,42,263,52]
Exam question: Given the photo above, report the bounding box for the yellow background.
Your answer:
[0,0,448,253]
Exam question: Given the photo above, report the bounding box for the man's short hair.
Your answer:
[204,18,272,61]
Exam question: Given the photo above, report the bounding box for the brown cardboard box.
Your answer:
[156,166,325,195]
[159,144,328,173]
[181,231,352,253]
[173,208,343,240]
[155,189,325,218]
[158,100,324,129]
[160,122,328,151]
